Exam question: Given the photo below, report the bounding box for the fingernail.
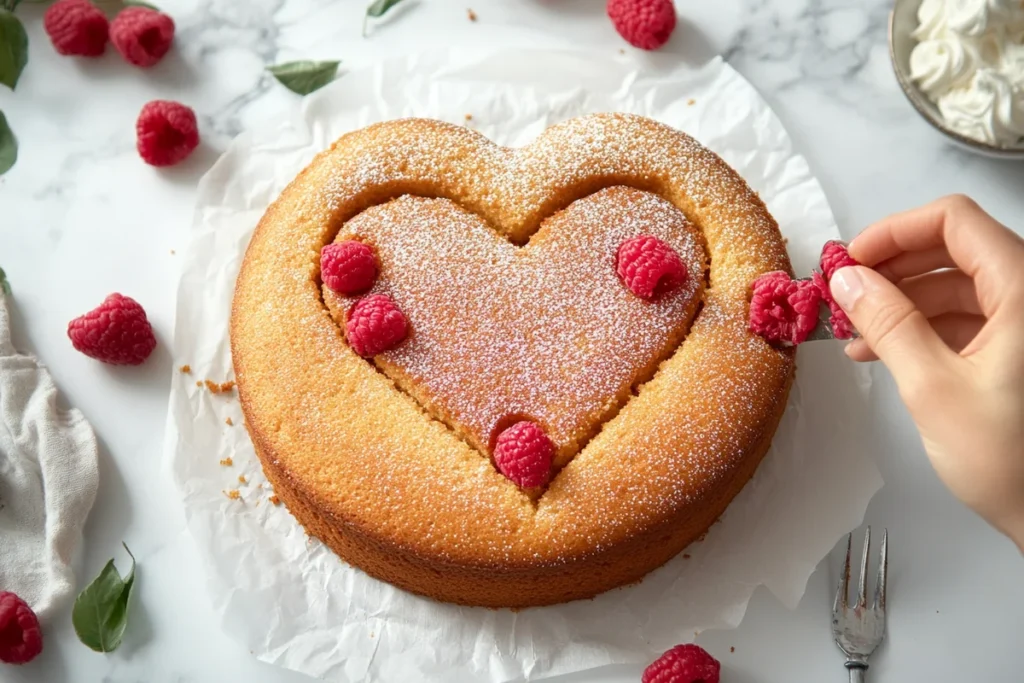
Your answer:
[830,267,864,311]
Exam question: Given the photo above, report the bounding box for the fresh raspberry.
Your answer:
[748,271,822,346]
[345,294,408,357]
[44,0,109,58]
[493,421,554,488]
[616,235,688,299]
[819,240,859,281]
[0,592,43,665]
[136,100,199,167]
[642,644,720,683]
[321,241,378,294]
[607,0,677,50]
[110,6,175,67]
[67,293,157,365]
[813,271,856,340]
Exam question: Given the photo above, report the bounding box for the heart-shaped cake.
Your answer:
[231,113,795,607]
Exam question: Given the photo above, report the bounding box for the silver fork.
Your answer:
[832,527,888,682]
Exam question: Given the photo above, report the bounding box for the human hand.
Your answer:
[829,195,1024,551]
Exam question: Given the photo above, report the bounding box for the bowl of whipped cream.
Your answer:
[890,0,1024,158]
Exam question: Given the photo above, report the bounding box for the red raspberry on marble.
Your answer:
[813,271,856,340]
[345,294,408,357]
[67,293,157,365]
[642,644,720,683]
[136,100,199,167]
[748,271,822,346]
[0,592,43,665]
[616,235,688,299]
[607,0,677,50]
[44,0,109,58]
[110,6,175,67]
[820,240,859,281]
[321,241,378,294]
[493,421,554,489]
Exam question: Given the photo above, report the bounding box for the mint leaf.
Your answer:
[123,1,160,9]
[0,110,15,176]
[0,10,28,90]
[0,267,10,296]
[267,60,339,96]
[363,0,406,35]
[72,543,137,653]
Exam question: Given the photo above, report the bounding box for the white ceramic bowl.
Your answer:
[889,0,1024,160]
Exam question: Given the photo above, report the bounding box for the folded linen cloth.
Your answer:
[0,292,99,617]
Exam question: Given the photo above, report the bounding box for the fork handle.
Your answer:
[846,661,867,683]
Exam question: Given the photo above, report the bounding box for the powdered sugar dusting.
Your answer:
[324,187,706,471]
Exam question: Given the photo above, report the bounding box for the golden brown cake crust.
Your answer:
[231,113,795,607]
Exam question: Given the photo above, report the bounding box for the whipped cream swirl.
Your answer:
[910,0,1024,147]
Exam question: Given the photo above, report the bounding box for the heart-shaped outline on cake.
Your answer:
[231,113,795,607]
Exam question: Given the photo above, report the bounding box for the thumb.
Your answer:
[830,266,956,383]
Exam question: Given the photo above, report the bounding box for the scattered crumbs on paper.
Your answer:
[179,364,191,374]
[220,457,233,467]
[467,8,477,21]
[269,495,281,506]
[730,646,735,653]
[195,380,203,387]
[224,489,241,500]
[464,113,472,121]
[687,98,696,106]
[238,474,247,484]
[225,417,234,426]
[203,379,236,394]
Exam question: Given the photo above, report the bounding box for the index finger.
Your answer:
[849,196,1024,315]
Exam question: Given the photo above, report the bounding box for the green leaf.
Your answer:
[72,543,137,653]
[363,0,406,35]
[123,1,160,9]
[0,110,16,176]
[267,60,340,96]
[0,267,10,296]
[0,10,28,91]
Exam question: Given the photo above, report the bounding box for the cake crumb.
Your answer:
[179,364,191,374]
[730,646,735,653]
[225,417,233,426]
[203,379,236,394]
[467,8,477,21]
[224,489,241,500]
[220,457,233,467]
[464,113,472,121]
[683,553,691,559]
[687,98,696,106]
[238,474,247,484]
[195,380,202,387]
[269,495,281,506]
[170,249,176,255]
[619,48,625,54]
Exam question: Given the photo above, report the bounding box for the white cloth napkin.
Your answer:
[0,294,99,618]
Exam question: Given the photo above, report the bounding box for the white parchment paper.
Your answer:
[165,49,883,683]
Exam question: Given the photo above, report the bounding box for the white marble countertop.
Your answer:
[1,0,1022,681]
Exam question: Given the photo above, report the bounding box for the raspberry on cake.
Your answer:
[493,421,555,488]
[321,240,378,294]
[231,114,795,607]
